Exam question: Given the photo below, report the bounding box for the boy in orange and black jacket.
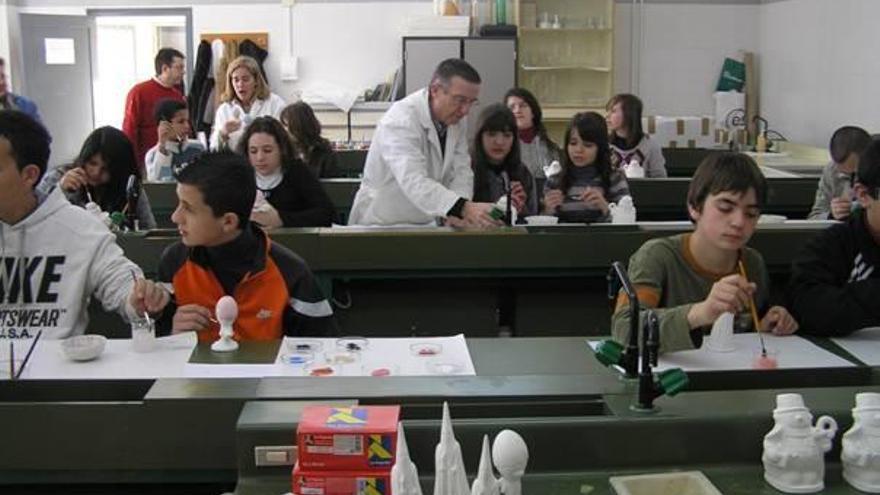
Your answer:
[154,150,336,341]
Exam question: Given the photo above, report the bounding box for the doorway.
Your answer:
[90,10,192,129]
[17,9,191,166]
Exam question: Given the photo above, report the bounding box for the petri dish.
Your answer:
[285,339,324,353]
[279,349,315,366]
[428,361,464,375]
[410,342,443,357]
[305,363,338,377]
[326,351,359,365]
[336,337,369,353]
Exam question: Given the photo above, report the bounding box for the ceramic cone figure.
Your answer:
[212,296,239,352]
[842,392,880,493]
[763,393,838,493]
[434,402,470,495]
[392,422,423,495]
[492,430,528,495]
[471,434,500,495]
[706,312,736,352]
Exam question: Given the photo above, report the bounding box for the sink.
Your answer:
[610,471,722,495]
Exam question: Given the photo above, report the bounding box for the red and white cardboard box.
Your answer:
[297,405,399,471]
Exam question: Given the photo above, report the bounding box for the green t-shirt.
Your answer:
[611,233,769,352]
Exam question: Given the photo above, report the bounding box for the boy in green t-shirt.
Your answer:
[611,152,799,352]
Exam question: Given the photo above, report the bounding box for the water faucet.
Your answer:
[634,310,688,412]
[595,261,639,378]
[594,264,689,412]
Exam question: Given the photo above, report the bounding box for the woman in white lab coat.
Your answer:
[211,55,285,152]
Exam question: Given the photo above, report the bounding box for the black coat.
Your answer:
[787,208,880,336]
[188,41,212,132]
[239,39,269,83]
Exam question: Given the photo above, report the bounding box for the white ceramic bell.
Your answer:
[705,312,736,352]
[609,195,636,224]
[542,160,562,183]
[762,393,838,493]
[492,429,528,495]
[471,435,500,495]
[623,159,646,178]
[211,295,239,352]
[842,392,880,493]
[391,422,423,495]
[434,402,470,495]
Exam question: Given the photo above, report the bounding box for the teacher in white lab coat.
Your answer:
[348,59,499,227]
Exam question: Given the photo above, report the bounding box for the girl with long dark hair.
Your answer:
[38,126,156,229]
[605,93,667,177]
[505,87,560,179]
[543,112,629,223]
[471,103,537,219]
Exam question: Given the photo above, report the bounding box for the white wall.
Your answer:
[760,0,880,147]
[6,2,429,102]
[194,2,430,102]
[614,1,760,117]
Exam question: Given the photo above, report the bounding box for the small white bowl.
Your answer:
[61,335,107,362]
[524,215,559,225]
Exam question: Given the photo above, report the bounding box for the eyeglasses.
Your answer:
[442,87,478,108]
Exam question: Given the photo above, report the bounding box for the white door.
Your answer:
[19,13,95,167]
[19,14,94,169]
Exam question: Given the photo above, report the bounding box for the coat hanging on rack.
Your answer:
[189,40,213,134]
[238,39,269,83]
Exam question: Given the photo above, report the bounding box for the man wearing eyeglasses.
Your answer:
[788,138,880,336]
[349,59,500,227]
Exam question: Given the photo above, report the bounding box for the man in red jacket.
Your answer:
[122,48,186,168]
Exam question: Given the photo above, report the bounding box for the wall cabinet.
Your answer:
[515,0,614,137]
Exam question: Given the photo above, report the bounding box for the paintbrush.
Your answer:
[738,259,767,357]
[15,331,41,380]
[129,269,153,329]
[8,342,13,380]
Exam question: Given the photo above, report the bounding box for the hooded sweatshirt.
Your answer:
[0,188,140,340]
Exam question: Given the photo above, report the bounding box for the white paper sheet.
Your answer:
[831,328,880,365]
[588,334,855,373]
[9,334,476,380]
[17,332,197,380]
[277,335,476,377]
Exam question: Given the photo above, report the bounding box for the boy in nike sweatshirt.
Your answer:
[0,110,166,340]
[788,139,880,336]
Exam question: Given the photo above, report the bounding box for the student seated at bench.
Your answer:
[611,152,798,352]
[153,150,336,340]
[0,110,166,339]
[808,126,871,220]
[788,139,880,336]
[239,117,335,228]
[542,112,628,223]
[38,126,157,229]
[144,98,205,182]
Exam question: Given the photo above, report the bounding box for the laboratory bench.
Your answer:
[144,173,821,228]
[0,336,876,494]
[109,221,834,337]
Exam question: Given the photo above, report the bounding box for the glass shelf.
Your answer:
[520,64,611,72]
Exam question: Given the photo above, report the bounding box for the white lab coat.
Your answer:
[210,93,286,152]
[348,89,473,226]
